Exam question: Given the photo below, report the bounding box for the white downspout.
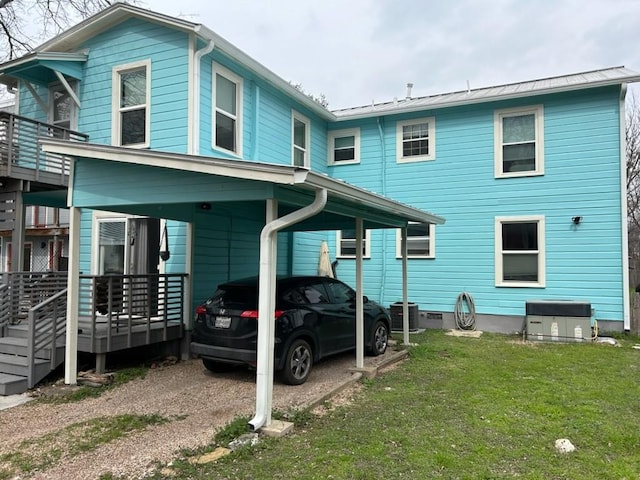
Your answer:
[620,83,631,331]
[191,37,215,155]
[249,188,328,431]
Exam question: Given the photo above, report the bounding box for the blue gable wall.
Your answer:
[319,86,624,324]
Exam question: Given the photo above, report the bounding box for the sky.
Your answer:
[141,0,640,110]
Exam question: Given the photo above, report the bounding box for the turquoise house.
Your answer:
[1,2,638,352]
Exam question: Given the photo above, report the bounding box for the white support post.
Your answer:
[355,217,364,369]
[401,226,410,345]
[64,206,81,385]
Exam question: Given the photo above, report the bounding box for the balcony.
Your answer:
[0,112,89,188]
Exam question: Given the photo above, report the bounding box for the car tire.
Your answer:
[202,358,235,373]
[280,338,313,385]
[368,320,389,356]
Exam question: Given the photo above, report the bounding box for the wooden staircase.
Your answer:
[0,324,65,395]
[0,273,67,396]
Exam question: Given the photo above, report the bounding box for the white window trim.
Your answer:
[92,211,131,275]
[395,223,435,259]
[327,128,360,165]
[494,105,544,178]
[111,59,151,148]
[292,110,311,168]
[48,81,78,130]
[495,215,546,288]
[396,117,436,163]
[212,62,243,157]
[336,229,371,259]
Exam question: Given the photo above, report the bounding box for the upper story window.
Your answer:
[292,110,310,167]
[396,222,435,258]
[396,117,435,163]
[49,83,77,131]
[213,63,243,155]
[337,229,371,259]
[112,60,150,148]
[494,105,544,178]
[495,215,545,287]
[327,128,360,165]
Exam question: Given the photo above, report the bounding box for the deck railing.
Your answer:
[2,272,68,325]
[27,288,67,387]
[79,273,187,351]
[0,112,89,184]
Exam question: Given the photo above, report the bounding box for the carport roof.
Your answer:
[40,139,445,229]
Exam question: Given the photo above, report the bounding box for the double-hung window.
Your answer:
[495,216,545,287]
[292,110,310,167]
[396,222,435,258]
[396,117,435,163]
[337,229,371,258]
[327,128,360,165]
[494,105,544,177]
[112,60,150,147]
[213,63,242,155]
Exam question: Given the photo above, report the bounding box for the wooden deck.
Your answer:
[77,316,183,354]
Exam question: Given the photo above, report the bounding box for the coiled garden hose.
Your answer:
[454,292,476,330]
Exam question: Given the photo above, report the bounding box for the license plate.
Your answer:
[214,316,231,328]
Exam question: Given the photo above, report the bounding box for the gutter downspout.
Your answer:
[620,84,631,331]
[191,37,215,155]
[249,188,328,431]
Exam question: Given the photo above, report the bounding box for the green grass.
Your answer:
[149,331,640,479]
[0,413,168,479]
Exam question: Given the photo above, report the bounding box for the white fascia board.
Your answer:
[40,139,302,185]
[195,25,336,122]
[303,171,445,226]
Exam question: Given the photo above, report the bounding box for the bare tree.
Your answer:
[627,94,640,289]
[0,0,128,61]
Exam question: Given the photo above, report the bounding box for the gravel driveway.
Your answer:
[0,348,405,479]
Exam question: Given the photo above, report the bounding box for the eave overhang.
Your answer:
[39,138,444,229]
[0,51,87,86]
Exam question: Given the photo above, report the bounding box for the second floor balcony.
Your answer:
[0,112,89,188]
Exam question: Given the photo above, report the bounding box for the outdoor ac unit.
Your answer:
[525,300,592,342]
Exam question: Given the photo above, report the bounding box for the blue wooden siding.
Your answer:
[77,18,190,151]
[322,87,624,323]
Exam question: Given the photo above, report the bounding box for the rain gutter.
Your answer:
[249,188,328,431]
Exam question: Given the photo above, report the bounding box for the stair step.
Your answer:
[0,353,49,376]
[6,324,29,339]
[0,373,28,396]
[0,337,28,356]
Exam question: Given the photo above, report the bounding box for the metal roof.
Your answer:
[332,66,640,120]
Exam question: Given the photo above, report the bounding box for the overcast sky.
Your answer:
[147,1,638,109]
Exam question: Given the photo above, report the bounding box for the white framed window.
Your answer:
[396,117,435,163]
[327,128,360,165]
[494,105,544,178]
[337,229,371,259]
[213,63,243,155]
[49,82,77,131]
[495,215,545,287]
[111,59,151,148]
[396,222,435,258]
[292,110,310,167]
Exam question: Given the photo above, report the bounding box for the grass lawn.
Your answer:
[151,331,640,479]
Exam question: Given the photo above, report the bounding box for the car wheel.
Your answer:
[202,358,235,373]
[369,321,389,356]
[280,338,313,385]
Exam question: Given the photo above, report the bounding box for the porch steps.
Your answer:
[0,325,65,396]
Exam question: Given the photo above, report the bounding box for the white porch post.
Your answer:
[64,206,81,385]
[401,226,410,345]
[355,217,364,369]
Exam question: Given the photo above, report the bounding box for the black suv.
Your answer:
[190,276,391,385]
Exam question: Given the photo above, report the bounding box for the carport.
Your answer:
[40,138,445,431]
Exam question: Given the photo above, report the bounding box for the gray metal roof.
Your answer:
[332,66,640,120]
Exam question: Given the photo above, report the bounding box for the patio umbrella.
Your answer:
[317,240,334,277]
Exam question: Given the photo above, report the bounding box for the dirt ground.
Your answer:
[0,348,405,479]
